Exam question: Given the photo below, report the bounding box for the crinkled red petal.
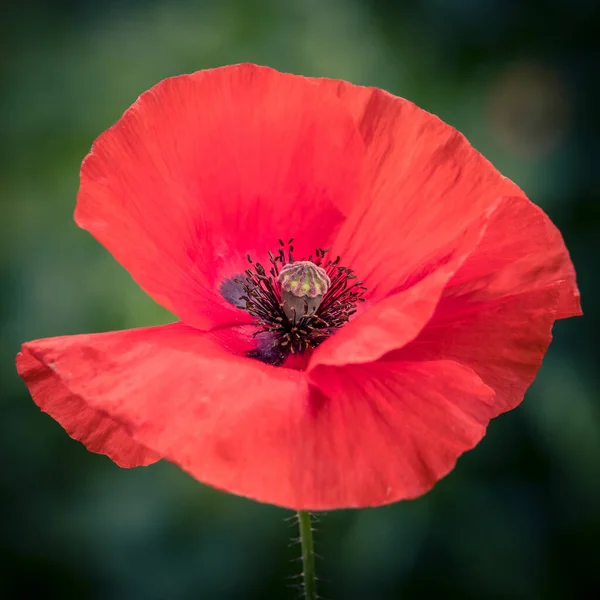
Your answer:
[76,64,365,330]
[16,323,500,509]
[16,323,309,506]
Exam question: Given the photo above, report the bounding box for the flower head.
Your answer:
[16,64,581,510]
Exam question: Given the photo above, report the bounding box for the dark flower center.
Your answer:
[231,239,366,366]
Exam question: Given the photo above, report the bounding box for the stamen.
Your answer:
[231,241,366,366]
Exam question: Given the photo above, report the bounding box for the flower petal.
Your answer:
[16,323,495,508]
[389,284,563,416]
[309,203,498,369]
[76,64,365,330]
[306,359,495,508]
[16,323,311,506]
[382,196,581,414]
[315,78,524,300]
[16,345,160,468]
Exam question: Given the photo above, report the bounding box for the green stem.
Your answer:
[298,510,317,600]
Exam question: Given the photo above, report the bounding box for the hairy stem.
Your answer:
[298,511,317,600]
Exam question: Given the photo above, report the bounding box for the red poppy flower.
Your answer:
[16,64,580,510]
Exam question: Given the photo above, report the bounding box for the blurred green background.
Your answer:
[1,1,598,598]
